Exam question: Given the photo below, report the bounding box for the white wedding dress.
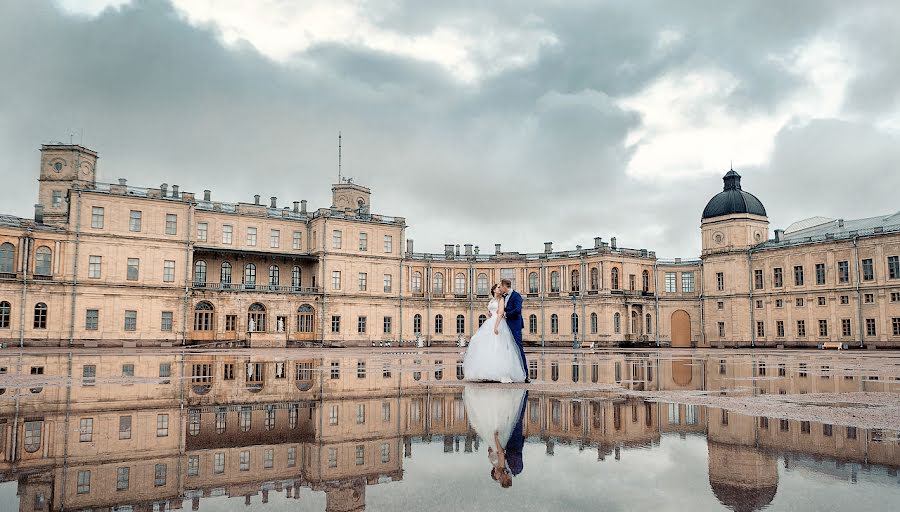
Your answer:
[463,299,527,383]
[463,385,527,448]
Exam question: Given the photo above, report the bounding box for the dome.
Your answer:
[702,171,767,220]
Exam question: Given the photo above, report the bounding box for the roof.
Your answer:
[782,212,900,241]
[784,216,833,234]
[702,171,767,220]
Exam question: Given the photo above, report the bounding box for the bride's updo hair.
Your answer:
[490,284,499,297]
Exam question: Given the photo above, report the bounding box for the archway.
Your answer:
[671,310,691,347]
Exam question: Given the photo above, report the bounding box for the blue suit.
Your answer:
[506,391,527,476]
[504,290,528,376]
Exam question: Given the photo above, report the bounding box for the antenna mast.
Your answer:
[338,132,342,183]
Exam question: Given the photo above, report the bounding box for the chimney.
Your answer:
[34,204,44,224]
[444,244,454,258]
[301,200,307,213]
[544,242,553,253]
[293,201,299,213]
[464,244,473,256]
[774,229,784,242]
[838,219,844,228]
[494,243,501,255]
[254,194,260,205]
[455,244,461,256]
[594,237,602,249]
[406,239,414,255]
[171,185,179,198]
[203,190,211,201]
[474,245,480,255]
[576,245,582,251]
[118,178,127,186]
[610,237,617,250]
[160,183,168,196]
[270,196,277,208]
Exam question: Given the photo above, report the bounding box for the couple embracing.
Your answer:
[463,278,529,383]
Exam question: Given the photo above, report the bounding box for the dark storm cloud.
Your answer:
[0,0,897,259]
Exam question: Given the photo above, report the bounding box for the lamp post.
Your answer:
[571,292,578,350]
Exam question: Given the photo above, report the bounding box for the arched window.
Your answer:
[529,314,538,334]
[244,263,256,289]
[455,273,466,294]
[434,314,443,334]
[0,243,15,273]
[642,270,650,292]
[550,314,558,334]
[193,260,207,285]
[34,246,52,275]
[412,271,422,293]
[646,314,652,334]
[571,313,579,334]
[528,272,538,294]
[220,262,232,287]
[193,301,214,331]
[0,301,11,329]
[413,314,422,334]
[590,267,599,290]
[591,312,598,334]
[611,268,619,290]
[456,314,465,334]
[614,313,621,334]
[433,272,444,294]
[268,265,279,287]
[476,273,488,295]
[571,270,580,292]
[248,303,266,332]
[292,266,301,289]
[34,303,48,329]
[478,314,487,327]
[550,271,560,293]
[297,304,314,333]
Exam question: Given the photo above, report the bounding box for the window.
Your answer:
[222,224,233,244]
[665,272,676,293]
[815,263,826,285]
[357,403,366,423]
[796,297,804,307]
[435,314,443,334]
[248,303,266,331]
[270,229,280,248]
[717,301,724,310]
[264,448,274,468]
[358,272,367,291]
[590,312,598,334]
[329,404,339,424]
[161,311,173,331]
[837,260,849,283]
[500,268,516,290]
[456,314,465,334]
[117,467,130,490]
[122,364,134,378]
[433,272,444,294]
[244,263,257,287]
[893,317,900,337]
[477,273,488,295]
[33,303,47,329]
[794,265,804,286]
[754,269,763,290]
[163,260,175,282]
[328,448,338,467]
[776,320,785,337]
[646,313,652,334]
[642,269,650,292]
[24,421,42,452]
[197,222,208,242]
[157,414,169,437]
[82,364,96,385]
[571,313,579,334]
[240,407,252,432]
[193,302,213,331]
[124,310,137,331]
[384,235,392,253]
[85,309,99,330]
[293,231,302,249]
[529,314,538,334]
[797,320,806,337]
[332,229,342,249]
[756,299,763,309]
[0,301,9,328]
[756,321,765,337]
[455,273,466,294]
[193,260,207,285]
[818,296,826,306]
[188,455,199,476]
[842,318,852,337]
[77,470,91,494]
[819,319,828,337]
[478,314,486,328]
[292,266,301,288]
[91,206,104,228]
[381,442,390,463]
[383,273,392,293]
[80,418,93,442]
[0,243,14,273]
[51,189,62,207]
[220,261,232,286]
[154,463,167,486]
[225,314,237,331]
[891,292,900,302]
[889,256,899,279]
[331,315,341,333]
[129,210,142,232]
[866,318,876,336]
[297,304,314,333]
[358,232,367,251]
[246,227,257,246]
[383,316,392,334]
[611,268,619,289]
[551,314,559,334]
[214,453,225,473]
[774,299,783,308]
[718,322,725,337]
[571,269,580,292]
[34,246,51,275]
[682,272,695,293]
[165,214,177,235]
[862,259,874,281]
[332,271,341,290]
[412,271,423,293]
[864,293,874,304]
[528,272,540,294]
[268,265,279,287]
[356,445,365,465]
[774,267,783,287]
[614,313,621,334]
[550,271,560,292]
[716,272,724,291]
[414,314,422,334]
[358,316,367,334]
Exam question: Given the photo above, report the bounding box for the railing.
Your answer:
[0,272,18,280]
[192,282,322,294]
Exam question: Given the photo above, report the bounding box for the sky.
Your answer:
[1,0,898,257]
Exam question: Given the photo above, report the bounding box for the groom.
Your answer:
[499,278,529,383]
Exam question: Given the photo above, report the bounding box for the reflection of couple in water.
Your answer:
[463,385,527,488]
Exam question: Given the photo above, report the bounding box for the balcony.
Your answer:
[192,282,322,294]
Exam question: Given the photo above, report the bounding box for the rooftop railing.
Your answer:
[192,282,322,294]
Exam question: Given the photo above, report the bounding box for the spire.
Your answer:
[723,169,741,191]
[338,131,342,183]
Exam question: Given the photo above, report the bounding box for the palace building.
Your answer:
[0,143,899,348]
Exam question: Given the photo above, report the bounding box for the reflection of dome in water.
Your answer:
[326,478,366,512]
[708,441,778,512]
[672,358,693,387]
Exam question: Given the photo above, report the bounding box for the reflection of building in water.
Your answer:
[2,144,899,349]
[0,351,898,511]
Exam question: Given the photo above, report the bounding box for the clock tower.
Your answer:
[37,144,98,226]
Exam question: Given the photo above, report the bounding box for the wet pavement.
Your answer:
[0,347,898,511]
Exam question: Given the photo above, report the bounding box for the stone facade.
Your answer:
[1,144,899,348]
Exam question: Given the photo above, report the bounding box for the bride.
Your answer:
[463,284,527,383]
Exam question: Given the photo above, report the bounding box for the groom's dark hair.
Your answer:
[500,278,512,288]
